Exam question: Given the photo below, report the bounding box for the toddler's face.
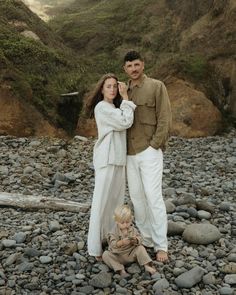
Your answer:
[117,219,132,231]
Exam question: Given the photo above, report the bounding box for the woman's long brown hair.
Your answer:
[84,73,122,118]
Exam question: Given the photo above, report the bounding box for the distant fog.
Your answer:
[22,0,74,21]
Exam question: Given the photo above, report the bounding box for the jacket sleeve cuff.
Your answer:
[121,100,136,110]
[150,140,161,150]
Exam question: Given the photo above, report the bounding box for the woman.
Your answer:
[85,73,136,260]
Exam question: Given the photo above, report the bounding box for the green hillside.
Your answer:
[0,0,87,133]
[49,0,214,73]
[0,0,235,136]
[49,0,236,122]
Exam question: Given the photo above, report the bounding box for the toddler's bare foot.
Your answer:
[156,250,168,262]
[144,264,157,275]
[95,256,102,261]
[119,269,130,278]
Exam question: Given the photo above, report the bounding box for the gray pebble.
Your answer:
[89,272,112,288]
[175,266,205,288]
[0,131,236,294]
[219,286,234,295]
[183,224,221,244]
[197,210,212,220]
[13,232,27,243]
[224,274,236,284]
[39,256,52,264]
[2,239,16,248]
[153,278,170,292]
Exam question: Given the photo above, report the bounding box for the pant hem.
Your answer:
[88,252,103,257]
[114,266,125,272]
[154,248,168,253]
[139,258,152,266]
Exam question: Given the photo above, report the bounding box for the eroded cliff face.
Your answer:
[0,84,66,138]
[76,0,235,138]
[166,78,222,137]
[1,0,235,138]
[175,0,236,118]
[0,0,83,138]
[144,0,235,120]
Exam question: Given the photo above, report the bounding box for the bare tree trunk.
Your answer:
[0,192,90,213]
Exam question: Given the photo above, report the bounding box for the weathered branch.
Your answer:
[0,192,91,213]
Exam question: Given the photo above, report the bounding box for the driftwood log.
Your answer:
[0,192,91,213]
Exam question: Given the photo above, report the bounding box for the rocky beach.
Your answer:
[0,129,235,295]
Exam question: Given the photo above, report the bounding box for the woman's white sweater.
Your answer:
[93,100,136,169]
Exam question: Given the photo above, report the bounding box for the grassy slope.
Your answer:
[49,0,208,75]
[49,0,235,122]
[1,0,234,134]
[0,0,87,133]
[49,0,158,80]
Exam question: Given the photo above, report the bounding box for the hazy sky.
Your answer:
[22,0,51,21]
[22,0,75,21]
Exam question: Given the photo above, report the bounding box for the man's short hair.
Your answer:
[123,50,143,64]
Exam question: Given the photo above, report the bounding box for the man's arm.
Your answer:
[150,81,172,150]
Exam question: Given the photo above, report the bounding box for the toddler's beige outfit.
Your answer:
[102,224,152,272]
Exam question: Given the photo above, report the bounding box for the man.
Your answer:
[123,50,172,262]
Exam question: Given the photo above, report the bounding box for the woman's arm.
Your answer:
[96,100,136,131]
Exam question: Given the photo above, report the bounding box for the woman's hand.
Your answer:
[118,82,128,100]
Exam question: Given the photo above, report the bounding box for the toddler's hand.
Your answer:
[129,237,138,245]
[122,238,131,246]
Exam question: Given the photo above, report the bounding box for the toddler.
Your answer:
[102,205,156,277]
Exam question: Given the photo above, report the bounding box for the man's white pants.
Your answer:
[87,165,125,256]
[127,146,168,252]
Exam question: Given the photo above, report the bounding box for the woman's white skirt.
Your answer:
[87,165,125,256]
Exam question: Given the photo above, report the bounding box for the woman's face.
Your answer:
[102,78,118,103]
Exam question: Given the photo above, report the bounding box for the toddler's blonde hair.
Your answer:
[114,205,133,222]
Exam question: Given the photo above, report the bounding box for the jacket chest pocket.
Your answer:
[136,100,157,125]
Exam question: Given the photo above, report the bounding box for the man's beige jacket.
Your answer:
[127,74,172,155]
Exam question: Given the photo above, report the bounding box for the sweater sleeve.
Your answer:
[97,100,136,131]
[132,227,142,245]
[107,232,120,250]
[150,82,172,150]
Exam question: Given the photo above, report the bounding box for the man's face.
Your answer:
[123,59,144,81]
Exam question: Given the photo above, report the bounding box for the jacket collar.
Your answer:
[116,224,134,238]
[128,74,147,90]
